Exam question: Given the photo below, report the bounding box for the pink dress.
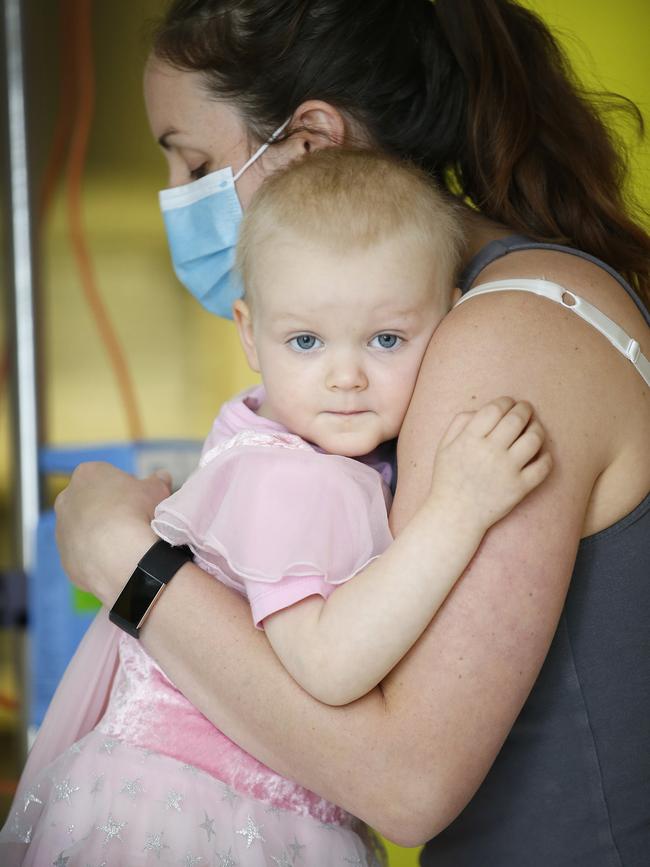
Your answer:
[1,386,393,866]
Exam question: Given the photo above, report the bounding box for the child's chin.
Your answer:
[317,435,380,459]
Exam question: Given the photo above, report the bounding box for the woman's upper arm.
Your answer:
[380,290,617,834]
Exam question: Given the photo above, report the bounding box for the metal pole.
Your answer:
[3,0,41,572]
[3,0,41,762]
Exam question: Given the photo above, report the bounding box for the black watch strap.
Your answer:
[109,540,193,638]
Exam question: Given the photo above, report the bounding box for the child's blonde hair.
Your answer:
[236,148,465,300]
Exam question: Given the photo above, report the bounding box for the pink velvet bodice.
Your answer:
[97,633,349,824]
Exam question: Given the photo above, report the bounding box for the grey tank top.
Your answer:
[421,237,650,866]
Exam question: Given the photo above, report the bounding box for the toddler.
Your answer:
[2,150,551,866]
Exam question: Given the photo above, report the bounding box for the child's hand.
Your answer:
[428,396,553,530]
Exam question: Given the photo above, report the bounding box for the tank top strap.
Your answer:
[458,234,650,324]
[454,277,650,386]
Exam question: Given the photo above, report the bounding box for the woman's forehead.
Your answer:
[144,61,208,129]
[144,59,244,151]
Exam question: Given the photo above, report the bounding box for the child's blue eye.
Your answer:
[371,333,402,350]
[289,334,322,352]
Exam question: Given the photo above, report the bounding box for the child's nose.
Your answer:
[325,357,368,391]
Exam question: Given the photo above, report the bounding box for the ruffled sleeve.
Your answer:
[151,432,393,627]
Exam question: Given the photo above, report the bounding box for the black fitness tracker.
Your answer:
[109,540,193,639]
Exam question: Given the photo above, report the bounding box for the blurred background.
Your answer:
[0,1,648,863]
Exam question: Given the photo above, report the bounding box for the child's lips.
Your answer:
[325,410,368,416]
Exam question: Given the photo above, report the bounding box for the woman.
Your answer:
[54,1,649,864]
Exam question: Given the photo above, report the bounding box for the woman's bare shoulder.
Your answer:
[472,246,648,340]
[398,249,649,536]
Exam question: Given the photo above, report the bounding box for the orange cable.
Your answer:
[1,4,73,416]
[0,693,18,710]
[0,1,74,419]
[66,0,144,440]
[38,0,76,224]
[33,0,77,443]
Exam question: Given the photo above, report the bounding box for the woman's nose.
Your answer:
[167,168,187,189]
[166,155,194,189]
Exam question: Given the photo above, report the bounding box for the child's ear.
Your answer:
[232,298,261,373]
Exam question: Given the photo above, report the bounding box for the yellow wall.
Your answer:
[36,0,650,458]
[0,1,648,862]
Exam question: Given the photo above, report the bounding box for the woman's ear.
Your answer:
[232,298,261,373]
[288,100,350,154]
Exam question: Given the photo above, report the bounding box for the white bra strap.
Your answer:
[455,278,650,387]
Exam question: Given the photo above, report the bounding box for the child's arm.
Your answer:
[263,397,552,706]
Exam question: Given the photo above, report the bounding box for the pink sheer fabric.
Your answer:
[153,385,393,627]
[0,614,375,866]
[5,730,373,866]
[0,611,119,838]
[152,427,393,626]
[0,387,392,865]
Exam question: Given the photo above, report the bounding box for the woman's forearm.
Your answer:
[51,413,573,845]
[137,561,412,827]
[54,458,579,845]
[136,499,571,848]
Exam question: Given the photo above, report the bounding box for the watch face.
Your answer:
[110,569,165,638]
[109,542,192,638]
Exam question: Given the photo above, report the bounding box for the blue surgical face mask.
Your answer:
[159,120,289,319]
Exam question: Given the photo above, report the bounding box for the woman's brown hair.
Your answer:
[153,0,650,301]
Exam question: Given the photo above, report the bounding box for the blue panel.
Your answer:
[39,443,138,475]
[29,440,202,726]
[29,510,97,726]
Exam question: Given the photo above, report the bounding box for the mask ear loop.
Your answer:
[233,117,292,182]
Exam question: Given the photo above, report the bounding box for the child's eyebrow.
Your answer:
[371,308,423,323]
[269,307,426,331]
[271,316,307,327]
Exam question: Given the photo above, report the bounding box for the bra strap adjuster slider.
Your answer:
[626,339,640,363]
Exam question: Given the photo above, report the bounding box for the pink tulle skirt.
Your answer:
[1,730,380,866]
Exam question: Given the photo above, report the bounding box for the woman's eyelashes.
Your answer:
[189,162,209,181]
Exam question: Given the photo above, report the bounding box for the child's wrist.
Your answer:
[421,497,487,548]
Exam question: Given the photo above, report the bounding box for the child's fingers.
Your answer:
[464,396,516,437]
[508,418,545,466]
[487,400,534,448]
[520,450,553,490]
[439,410,476,448]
